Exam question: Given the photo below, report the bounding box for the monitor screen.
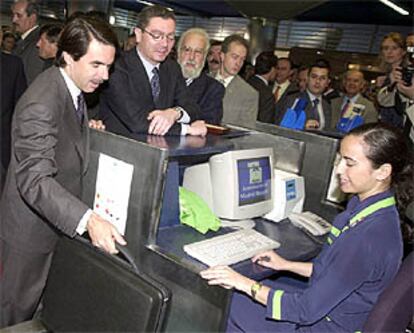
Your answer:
[237,158,272,206]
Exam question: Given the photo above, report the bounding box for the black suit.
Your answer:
[275,90,332,129]
[0,67,89,327]
[99,49,200,137]
[187,73,224,125]
[13,26,44,85]
[0,52,27,190]
[247,75,275,124]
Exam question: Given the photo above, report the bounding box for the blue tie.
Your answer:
[150,67,160,102]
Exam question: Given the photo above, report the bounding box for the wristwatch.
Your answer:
[174,106,184,121]
[251,281,263,299]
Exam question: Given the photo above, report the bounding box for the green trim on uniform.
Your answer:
[350,197,396,226]
[326,196,395,246]
[272,290,284,320]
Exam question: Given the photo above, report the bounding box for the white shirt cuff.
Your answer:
[177,110,190,124]
[76,209,93,235]
[181,124,189,136]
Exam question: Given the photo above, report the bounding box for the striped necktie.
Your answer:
[150,67,160,102]
[76,93,86,125]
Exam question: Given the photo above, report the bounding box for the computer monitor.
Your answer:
[183,148,274,220]
[325,153,347,205]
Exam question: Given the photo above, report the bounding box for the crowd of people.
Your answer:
[0,0,413,331]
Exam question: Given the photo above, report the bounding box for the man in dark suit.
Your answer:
[0,16,126,328]
[99,6,206,137]
[272,58,299,105]
[11,0,44,85]
[248,51,278,124]
[276,60,332,130]
[177,28,224,125]
[1,27,27,190]
[36,23,62,71]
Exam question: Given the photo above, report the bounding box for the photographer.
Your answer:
[377,49,414,145]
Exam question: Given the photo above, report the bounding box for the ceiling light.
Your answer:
[136,0,154,6]
[379,0,409,15]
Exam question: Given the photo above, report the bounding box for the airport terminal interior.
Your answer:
[0,0,413,332]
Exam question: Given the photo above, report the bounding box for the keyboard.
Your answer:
[183,229,280,267]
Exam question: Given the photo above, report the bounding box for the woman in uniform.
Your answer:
[200,123,413,332]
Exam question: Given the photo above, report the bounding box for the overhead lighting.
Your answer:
[379,0,409,15]
[109,15,116,25]
[136,0,154,6]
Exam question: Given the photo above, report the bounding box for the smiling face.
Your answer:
[344,70,364,98]
[178,32,206,79]
[220,41,247,78]
[275,58,292,84]
[336,135,391,201]
[63,38,115,93]
[135,17,175,65]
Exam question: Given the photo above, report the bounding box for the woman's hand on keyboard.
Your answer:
[200,266,254,294]
[252,251,289,271]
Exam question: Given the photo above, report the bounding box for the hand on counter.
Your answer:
[89,119,106,130]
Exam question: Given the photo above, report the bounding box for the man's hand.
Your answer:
[89,119,106,131]
[187,120,207,136]
[147,108,178,135]
[305,119,320,130]
[86,212,126,254]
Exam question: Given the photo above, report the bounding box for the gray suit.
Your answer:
[222,75,259,128]
[0,66,89,326]
[13,26,44,85]
[330,94,378,129]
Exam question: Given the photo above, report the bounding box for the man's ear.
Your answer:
[134,27,142,44]
[62,51,74,66]
[376,163,392,182]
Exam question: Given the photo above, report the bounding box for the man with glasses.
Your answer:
[99,5,206,137]
[177,28,224,125]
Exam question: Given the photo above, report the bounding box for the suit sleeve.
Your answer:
[13,58,27,104]
[171,62,201,122]
[199,80,225,125]
[257,91,276,124]
[13,102,88,237]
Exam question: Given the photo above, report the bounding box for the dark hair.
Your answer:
[137,5,176,30]
[277,57,293,69]
[255,51,278,75]
[3,31,16,40]
[221,34,249,54]
[56,16,118,67]
[309,58,331,75]
[348,123,414,210]
[210,40,222,48]
[39,23,63,44]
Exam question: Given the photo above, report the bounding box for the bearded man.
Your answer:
[177,28,225,125]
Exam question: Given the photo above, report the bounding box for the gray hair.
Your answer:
[177,28,210,63]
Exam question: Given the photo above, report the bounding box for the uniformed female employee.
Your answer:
[200,123,413,332]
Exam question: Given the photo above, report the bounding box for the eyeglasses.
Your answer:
[180,46,204,58]
[141,28,175,42]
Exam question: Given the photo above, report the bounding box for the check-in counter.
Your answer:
[41,127,337,332]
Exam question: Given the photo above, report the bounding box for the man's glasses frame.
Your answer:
[141,28,175,42]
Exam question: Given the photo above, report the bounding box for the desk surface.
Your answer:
[155,218,324,280]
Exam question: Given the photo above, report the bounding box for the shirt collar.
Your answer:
[274,79,290,89]
[346,93,360,104]
[136,48,160,80]
[21,25,38,40]
[306,90,321,103]
[59,67,81,109]
[255,74,268,85]
[215,72,234,88]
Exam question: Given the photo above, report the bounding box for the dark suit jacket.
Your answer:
[187,72,224,125]
[99,49,200,137]
[247,75,275,124]
[1,52,27,188]
[275,90,332,129]
[0,66,89,254]
[13,26,44,86]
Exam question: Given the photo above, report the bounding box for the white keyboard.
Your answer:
[183,229,280,267]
